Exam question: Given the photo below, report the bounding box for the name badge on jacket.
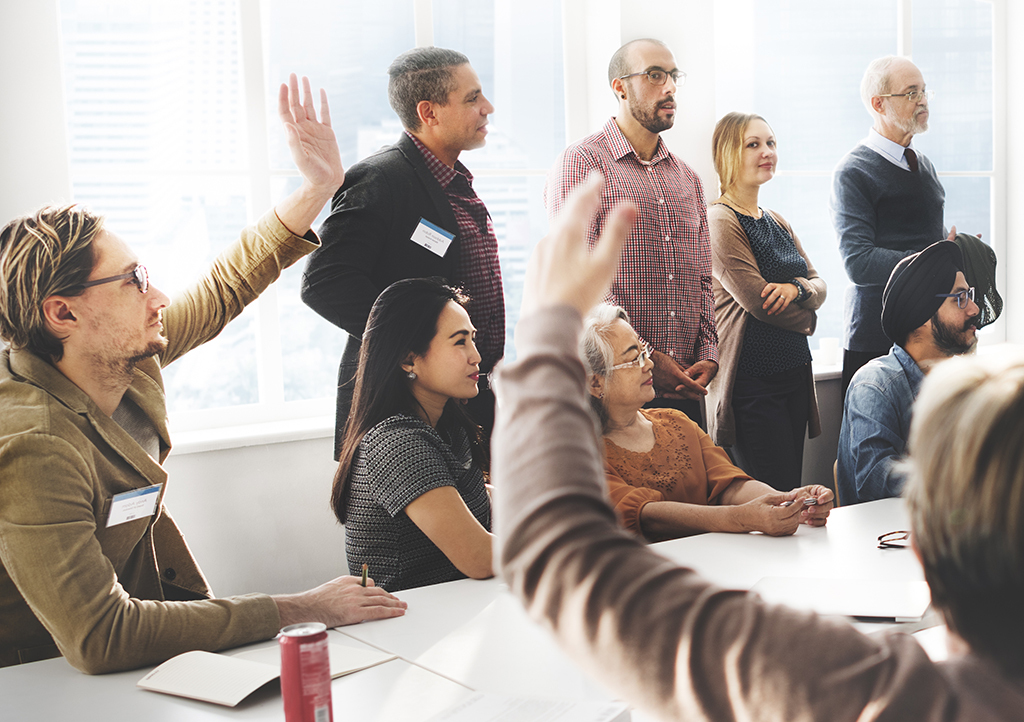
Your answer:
[106,484,163,527]
[410,218,454,258]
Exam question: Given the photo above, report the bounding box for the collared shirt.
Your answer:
[862,127,917,171]
[405,131,505,371]
[836,344,924,505]
[545,118,718,372]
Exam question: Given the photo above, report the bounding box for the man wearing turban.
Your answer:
[836,240,980,505]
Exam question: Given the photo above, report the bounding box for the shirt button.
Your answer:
[664,235,670,242]
[668,350,675,357]
[658,198,665,204]
[668,273,674,280]
[669,310,676,317]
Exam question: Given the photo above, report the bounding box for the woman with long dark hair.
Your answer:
[332,277,492,592]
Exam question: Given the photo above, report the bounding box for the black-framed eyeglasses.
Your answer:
[76,264,149,294]
[877,89,934,103]
[610,341,652,371]
[877,530,910,549]
[619,69,686,87]
[935,287,975,309]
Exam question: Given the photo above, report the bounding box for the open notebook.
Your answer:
[137,643,396,707]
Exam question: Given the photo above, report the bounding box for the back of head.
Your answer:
[0,205,103,361]
[332,277,470,521]
[387,47,470,131]
[712,112,765,196]
[906,351,1024,676]
[860,55,899,117]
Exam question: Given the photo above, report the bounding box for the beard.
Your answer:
[930,311,976,356]
[627,92,675,134]
[886,100,929,135]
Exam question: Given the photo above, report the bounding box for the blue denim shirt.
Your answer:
[836,345,923,505]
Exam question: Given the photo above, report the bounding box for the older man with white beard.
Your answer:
[830,56,947,394]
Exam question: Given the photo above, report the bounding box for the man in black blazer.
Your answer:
[302,47,504,458]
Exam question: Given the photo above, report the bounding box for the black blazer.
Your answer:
[301,133,464,455]
[301,132,462,337]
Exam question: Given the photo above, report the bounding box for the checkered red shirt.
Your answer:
[406,132,505,370]
[545,118,718,370]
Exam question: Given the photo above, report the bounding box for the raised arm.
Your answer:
[274,74,345,237]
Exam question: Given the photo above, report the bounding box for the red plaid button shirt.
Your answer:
[545,118,718,371]
[407,132,505,370]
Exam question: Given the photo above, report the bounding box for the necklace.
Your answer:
[722,193,760,218]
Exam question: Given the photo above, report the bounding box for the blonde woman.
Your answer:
[707,112,826,490]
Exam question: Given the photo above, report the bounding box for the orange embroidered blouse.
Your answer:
[603,408,752,535]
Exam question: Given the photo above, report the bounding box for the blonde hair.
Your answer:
[905,351,1024,675]
[711,112,765,196]
[0,205,103,360]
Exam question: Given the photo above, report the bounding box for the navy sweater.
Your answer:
[829,145,945,352]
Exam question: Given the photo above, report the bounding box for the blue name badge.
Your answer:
[410,218,455,258]
[106,484,163,528]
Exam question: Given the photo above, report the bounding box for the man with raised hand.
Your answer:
[0,75,405,674]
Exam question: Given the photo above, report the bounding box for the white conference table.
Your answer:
[1,498,937,721]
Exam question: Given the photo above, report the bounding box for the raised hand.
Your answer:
[278,73,345,193]
[522,173,636,318]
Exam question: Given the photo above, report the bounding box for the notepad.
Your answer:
[137,643,396,707]
[425,693,631,722]
[750,577,932,621]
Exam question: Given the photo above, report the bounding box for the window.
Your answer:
[58,0,564,430]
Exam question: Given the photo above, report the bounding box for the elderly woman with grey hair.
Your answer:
[580,303,832,540]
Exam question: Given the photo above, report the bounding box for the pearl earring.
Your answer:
[407,371,417,380]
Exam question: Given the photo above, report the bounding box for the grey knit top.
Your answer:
[830,144,945,352]
[344,413,490,592]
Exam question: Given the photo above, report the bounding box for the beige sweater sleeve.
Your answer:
[493,305,956,721]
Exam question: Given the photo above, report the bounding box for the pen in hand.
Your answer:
[361,563,368,587]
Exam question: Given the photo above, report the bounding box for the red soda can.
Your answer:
[280,622,333,722]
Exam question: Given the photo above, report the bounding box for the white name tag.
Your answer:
[106,484,163,528]
[410,218,454,258]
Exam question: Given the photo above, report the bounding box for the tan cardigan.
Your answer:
[493,305,1024,721]
[706,203,826,446]
[0,211,317,672]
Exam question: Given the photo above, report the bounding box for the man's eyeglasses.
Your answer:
[618,69,686,87]
[877,89,934,103]
[877,530,910,549]
[935,287,975,309]
[75,264,149,294]
[610,341,652,371]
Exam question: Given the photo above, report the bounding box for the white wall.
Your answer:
[163,437,345,597]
